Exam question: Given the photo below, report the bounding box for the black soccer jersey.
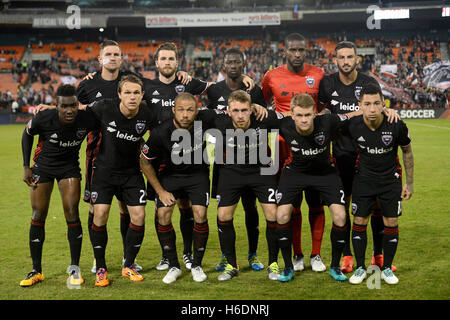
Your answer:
[213,110,281,173]
[206,80,267,110]
[279,114,348,174]
[26,109,98,171]
[347,115,411,179]
[141,110,217,175]
[318,72,379,157]
[77,70,142,105]
[89,98,158,175]
[143,77,208,124]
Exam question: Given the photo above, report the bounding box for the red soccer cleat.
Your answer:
[371,254,397,272]
[340,255,354,273]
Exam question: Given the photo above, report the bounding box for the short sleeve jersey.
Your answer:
[143,77,208,124]
[77,70,142,105]
[318,71,380,157]
[141,110,217,175]
[212,110,282,173]
[26,109,98,171]
[89,98,158,175]
[279,114,348,174]
[347,116,411,179]
[261,64,325,112]
[206,80,267,110]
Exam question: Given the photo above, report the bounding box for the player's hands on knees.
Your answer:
[401,183,413,200]
[83,72,96,80]
[23,167,37,188]
[159,190,176,207]
[252,104,268,120]
[33,104,55,115]
[242,75,255,90]
[383,108,401,123]
[177,71,192,85]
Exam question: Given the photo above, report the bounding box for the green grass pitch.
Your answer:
[0,119,449,300]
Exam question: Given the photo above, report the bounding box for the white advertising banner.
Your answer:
[145,12,281,28]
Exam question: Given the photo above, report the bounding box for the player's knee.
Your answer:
[383,216,398,227]
[31,209,47,222]
[353,216,369,226]
[64,207,80,222]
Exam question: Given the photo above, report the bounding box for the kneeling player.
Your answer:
[274,94,361,282]
[348,84,414,285]
[20,85,97,287]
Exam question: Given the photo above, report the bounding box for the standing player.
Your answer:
[77,40,191,273]
[273,94,362,282]
[206,48,267,272]
[20,84,97,287]
[261,33,326,272]
[88,75,158,287]
[144,42,211,272]
[318,41,396,273]
[348,84,414,285]
[140,93,214,284]
[213,90,280,281]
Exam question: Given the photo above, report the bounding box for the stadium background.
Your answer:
[0,0,449,303]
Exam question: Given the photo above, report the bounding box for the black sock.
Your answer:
[371,211,384,256]
[87,211,94,247]
[382,226,399,270]
[351,223,368,269]
[66,219,82,266]
[342,210,353,256]
[218,219,237,268]
[92,224,108,270]
[243,204,259,255]
[29,220,45,273]
[157,223,179,268]
[192,221,209,268]
[179,208,194,255]
[277,222,293,269]
[330,223,348,268]
[124,223,145,268]
[120,213,131,253]
[266,220,278,265]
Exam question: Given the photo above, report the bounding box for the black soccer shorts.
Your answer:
[32,164,81,184]
[335,153,358,198]
[155,171,210,208]
[351,174,403,218]
[277,167,345,207]
[216,167,278,207]
[90,168,147,207]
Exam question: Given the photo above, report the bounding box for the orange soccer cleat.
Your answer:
[122,265,144,282]
[95,268,110,287]
[340,255,354,273]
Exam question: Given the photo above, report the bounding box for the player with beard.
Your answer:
[261,33,327,273]
[145,42,257,272]
[318,41,397,273]
[206,48,267,273]
[20,85,98,287]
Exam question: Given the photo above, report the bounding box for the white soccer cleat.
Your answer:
[293,255,305,271]
[162,267,181,284]
[349,267,367,285]
[183,254,193,270]
[156,257,169,271]
[381,268,399,285]
[91,259,97,274]
[191,266,207,282]
[267,262,280,281]
[310,255,327,272]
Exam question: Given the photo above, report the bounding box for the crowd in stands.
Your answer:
[1,35,448,113]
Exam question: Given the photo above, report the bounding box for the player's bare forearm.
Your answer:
[139,156,165,195]
[401,144,414,198]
